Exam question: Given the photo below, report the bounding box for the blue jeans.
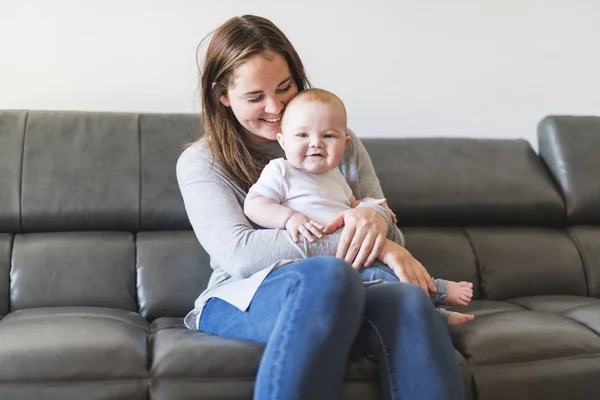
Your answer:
[199,256,464,400]
[360,261,451,322]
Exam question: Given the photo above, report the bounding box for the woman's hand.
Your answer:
[285,212,323,243]
[323,207,387,269]
[380,239,437,295]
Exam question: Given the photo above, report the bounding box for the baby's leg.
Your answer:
[430,279,473,307]
[359,261,399,283]
[438,308,475,327]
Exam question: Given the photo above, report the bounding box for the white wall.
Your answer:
[1,0,599,147]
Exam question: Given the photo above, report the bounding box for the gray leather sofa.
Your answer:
[0,110,599,400]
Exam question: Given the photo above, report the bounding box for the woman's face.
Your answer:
[219,51,298,144]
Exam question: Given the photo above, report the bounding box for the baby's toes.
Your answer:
[459,281,473,289]
[460,293,472,304]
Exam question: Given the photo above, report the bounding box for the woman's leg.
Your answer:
[358,282,465,400]
[199,256,365,400]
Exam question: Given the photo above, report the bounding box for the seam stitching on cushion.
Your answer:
[138,114,142,231]
[7,234,15,314]
[567,229,592,297]
[18,111,29,233]
[472,352,600,369]
[463,227,484,300]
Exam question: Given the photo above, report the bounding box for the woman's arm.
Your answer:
[177,147,340,279]
[347,129,405,247]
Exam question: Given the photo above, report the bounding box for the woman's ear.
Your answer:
[212,82,231,107]
[219,95,231,107]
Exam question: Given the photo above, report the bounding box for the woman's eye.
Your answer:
[276,84,291,93]
[247,95,263,103]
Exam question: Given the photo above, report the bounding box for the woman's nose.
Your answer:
[264,96,284,114]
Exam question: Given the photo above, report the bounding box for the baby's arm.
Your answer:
[244,190,324,243]
[244,189,294,229]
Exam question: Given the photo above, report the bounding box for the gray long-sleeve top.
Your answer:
[177,129,404,329]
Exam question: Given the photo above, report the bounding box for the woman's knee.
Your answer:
[296,256,364,305]
[368,282,435,316]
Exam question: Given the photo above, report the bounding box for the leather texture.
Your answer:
[569,226,600,297]
[538,115,600,224]
[137,231,212,320]
[362,138,564,226]
[0,111,25,233]
[0,307,149,381]
[140,113,200,230]
[10,232,137,311]
[402,227,480,298]
[467,227,587,300]
[1,110,600,399]
[21,111,140,232]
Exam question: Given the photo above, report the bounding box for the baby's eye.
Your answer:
[296,133,308,138]
[324,134,334,138]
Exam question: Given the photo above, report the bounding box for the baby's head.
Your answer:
[277,88,350,174]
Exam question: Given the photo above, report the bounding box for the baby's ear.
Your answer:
[345,135,351,148]
[276,133,285,149]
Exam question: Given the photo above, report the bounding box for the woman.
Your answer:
[177,15,464,400]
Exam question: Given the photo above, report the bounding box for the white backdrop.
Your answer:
[1,0,599,147]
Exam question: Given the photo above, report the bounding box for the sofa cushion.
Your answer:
[150,318,380,399]
[564,303,600,334]
[0,381,148,400]
[569,226,600,298]
[140,113,200,231]
[508,295,600,314]
[451,310,600,366]
[538,115,600,224]
[11,232,137,311]
[471,356,600,400]
[0,307,149,382]
[0,111,25,233]
[402,228,480,299]
[21,111,140,232]
[466,228,586,300]
[449,297,600,399]
[137,231,212,320]
[362,138,564,227]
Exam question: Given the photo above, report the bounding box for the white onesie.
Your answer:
[249,158,353,226]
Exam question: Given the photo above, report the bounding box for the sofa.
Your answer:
[0,109,598,400]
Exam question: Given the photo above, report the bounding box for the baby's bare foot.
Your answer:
[448,312,475,327]
[445,281,473,306]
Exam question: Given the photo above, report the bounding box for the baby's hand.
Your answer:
[361,197,398,224]
[285,213,324,243]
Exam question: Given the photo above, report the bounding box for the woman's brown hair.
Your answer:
[197,15,310,189]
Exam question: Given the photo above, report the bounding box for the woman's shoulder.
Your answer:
[343,128,365,163]
[176,140,223,184]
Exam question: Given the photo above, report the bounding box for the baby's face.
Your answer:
[277,99,350,174]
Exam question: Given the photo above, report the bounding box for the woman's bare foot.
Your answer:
[445,281,473,306]
[448,312,475,326]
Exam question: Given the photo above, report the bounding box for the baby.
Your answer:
[244,88,474,326]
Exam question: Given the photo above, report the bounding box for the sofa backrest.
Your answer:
[0,110,599,320]
[538,116,600,297]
